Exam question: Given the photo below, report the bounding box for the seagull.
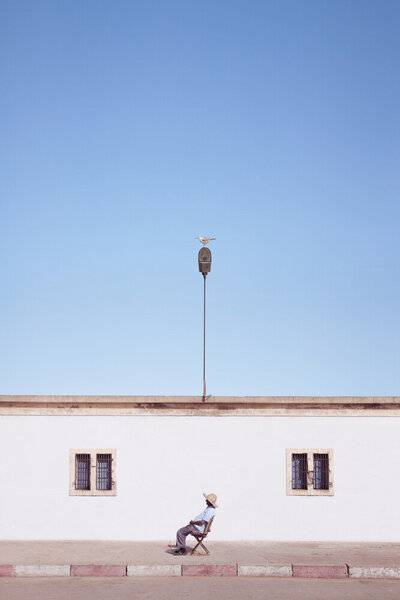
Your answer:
[195,236,216,246]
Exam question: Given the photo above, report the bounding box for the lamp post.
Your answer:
[198,246,212,401]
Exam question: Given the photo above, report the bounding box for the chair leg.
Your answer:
[198,541,209,554]
[189,542,199,555]
[189,537,209,555]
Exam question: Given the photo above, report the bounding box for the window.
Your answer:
[96,453,112,490]
[69,449,116,496]
[292,453,307,490]
[75,453,91,490]
[286,449,333,496]
[313,453,329,490]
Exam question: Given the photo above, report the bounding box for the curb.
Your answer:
[292,565,348,579]
[127,565,181,576]
[15,565,70,577]
[1,563,400,579]
[349,566,400,579]
[71,565,126,577]
[238,565,292,577]
[182,564,237,576]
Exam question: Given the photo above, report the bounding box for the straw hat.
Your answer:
[203,492,218,507]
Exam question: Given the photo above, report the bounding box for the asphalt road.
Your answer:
[1,577,400,600]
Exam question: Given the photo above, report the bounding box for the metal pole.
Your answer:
[203,273,206,401]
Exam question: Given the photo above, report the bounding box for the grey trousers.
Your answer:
[176,524,198,550]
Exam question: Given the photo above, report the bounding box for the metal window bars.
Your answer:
[96,453,112,490]
[313,453,329,490]
[75,453,91,490]
[292,453,308,489]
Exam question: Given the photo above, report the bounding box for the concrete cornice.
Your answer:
[1,395,400,416]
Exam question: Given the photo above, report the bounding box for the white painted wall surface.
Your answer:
[0,415,399,541]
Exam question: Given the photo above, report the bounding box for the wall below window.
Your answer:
[0,415,398,541]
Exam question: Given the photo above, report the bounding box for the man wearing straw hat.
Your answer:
[173,492,218,555]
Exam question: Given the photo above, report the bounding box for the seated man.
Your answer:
[173,492,217,555]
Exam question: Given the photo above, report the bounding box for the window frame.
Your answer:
[69,449,117,496]
[286,448,334,496]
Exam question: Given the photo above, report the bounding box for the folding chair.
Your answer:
[189,516,214,555]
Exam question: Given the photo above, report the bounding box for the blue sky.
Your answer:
[1,0,399,396]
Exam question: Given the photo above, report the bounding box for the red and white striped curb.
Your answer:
[1,563,400,578]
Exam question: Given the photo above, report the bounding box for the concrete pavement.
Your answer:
[1,541,400,579]
[2,577,400,600]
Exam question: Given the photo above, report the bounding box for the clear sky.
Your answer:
[1,0,399,396]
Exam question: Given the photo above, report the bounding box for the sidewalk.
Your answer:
[1,541,400,578]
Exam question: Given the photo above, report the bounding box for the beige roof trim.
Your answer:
[1,395,400,416]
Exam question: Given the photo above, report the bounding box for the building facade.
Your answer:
[0,396,399,542]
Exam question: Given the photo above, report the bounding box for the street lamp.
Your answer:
[197,242,213,402]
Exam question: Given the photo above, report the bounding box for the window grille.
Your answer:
[313,453,329,490]
[287,448,333,496]
[96,453,112,490]
[75,453,91,490]
[70,449,116,496]
[292,453,308,490]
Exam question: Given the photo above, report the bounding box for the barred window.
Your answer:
[75,454,91,490]
[96,454,112,491]
[313,453,329,490]
[292,453,308,490]
[286,449,333,496]
[69,449,116,496]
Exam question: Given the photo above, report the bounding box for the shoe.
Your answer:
[173,548,187,555]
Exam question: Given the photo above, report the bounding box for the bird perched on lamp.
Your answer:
[195,236,215,246]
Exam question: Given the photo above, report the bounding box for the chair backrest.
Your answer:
[204,516,214,534]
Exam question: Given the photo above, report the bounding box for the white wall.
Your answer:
[0,415,399,541]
